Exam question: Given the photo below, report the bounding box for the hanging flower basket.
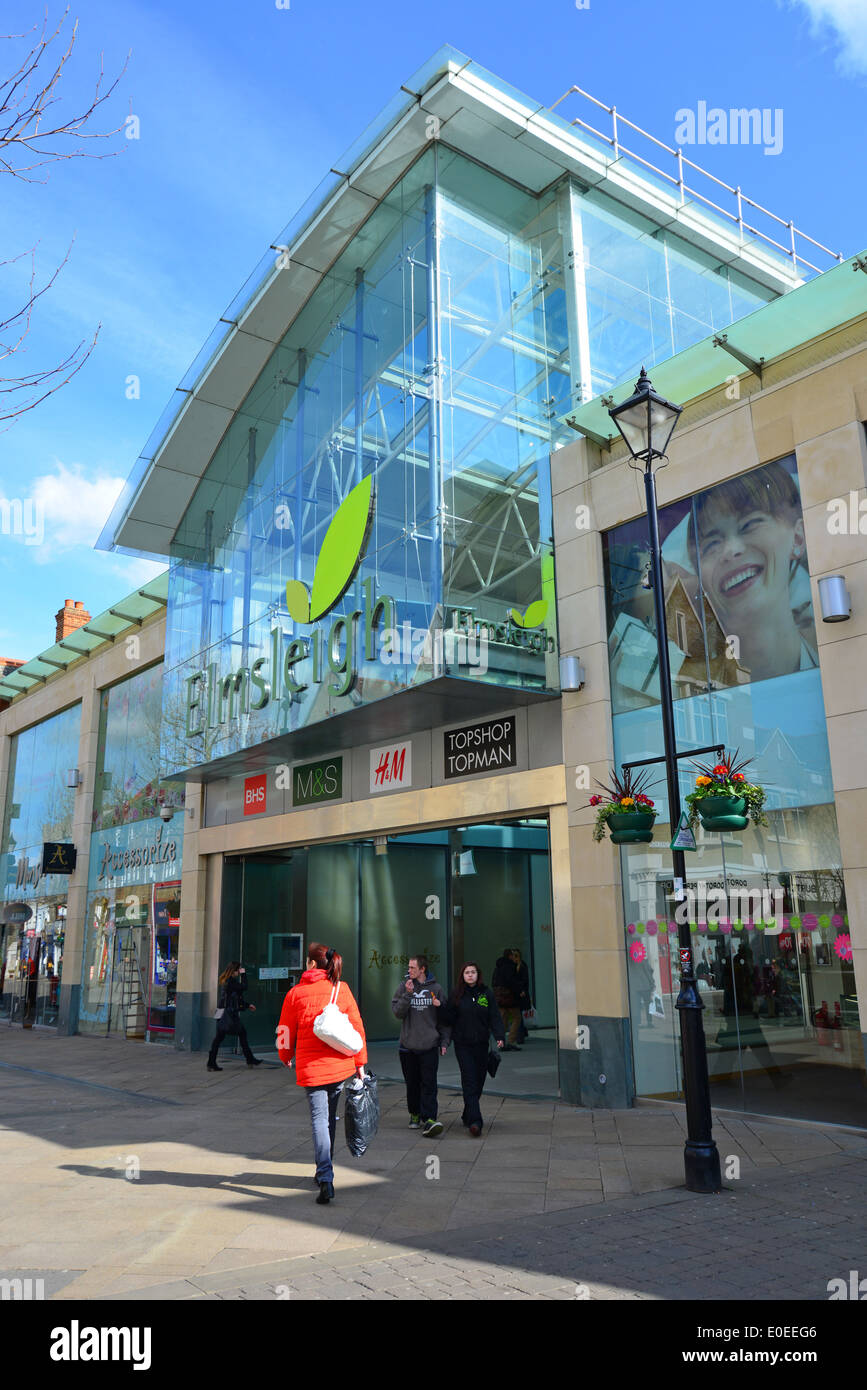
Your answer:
[606,811,657,845]
[685,748,767,833]
[589,766,659,844]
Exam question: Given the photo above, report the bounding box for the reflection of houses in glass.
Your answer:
[607,569,753,711]
[664,573,750,697]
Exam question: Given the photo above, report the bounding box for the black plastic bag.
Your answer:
[344,1071,380,1157]
[486,1048,501,1078]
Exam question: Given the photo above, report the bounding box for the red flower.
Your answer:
[712,764,729,776]
[731,773,745,782]
[589,795,603,806]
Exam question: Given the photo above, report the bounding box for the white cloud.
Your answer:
[785,0,867,73]
[30,463,126,556]
[23,464,165,598]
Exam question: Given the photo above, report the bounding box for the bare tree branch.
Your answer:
[1,6,130,181]
[1,6,128,425]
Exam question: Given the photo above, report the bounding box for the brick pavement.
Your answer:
[113,1153,867,1302]
[0,1030,864,1301]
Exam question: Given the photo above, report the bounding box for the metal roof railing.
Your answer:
[550,85,844,277]
[0,570,169,705]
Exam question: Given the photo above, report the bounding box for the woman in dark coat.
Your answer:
[441,962,504,1136]
[492,949,521,1049]
[206,961,263,1070]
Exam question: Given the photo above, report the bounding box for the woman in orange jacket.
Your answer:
[276,942,367,1206]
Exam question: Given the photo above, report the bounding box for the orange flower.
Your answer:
[621,797,635,807]
[695,775,712,787]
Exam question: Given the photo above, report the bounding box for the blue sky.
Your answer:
[1,0,865,660]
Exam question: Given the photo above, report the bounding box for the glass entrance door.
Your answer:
[220,816,559,1096]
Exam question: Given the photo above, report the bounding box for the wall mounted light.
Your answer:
[818,575,851,623]
[66,769,81,789]
[559,654,586,692]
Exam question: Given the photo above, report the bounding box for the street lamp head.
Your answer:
[608,367,682,466]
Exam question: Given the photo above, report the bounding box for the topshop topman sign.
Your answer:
[444,716,517,778]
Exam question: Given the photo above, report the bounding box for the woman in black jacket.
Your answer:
[206,961,263,1071]
[442,962,504,1136]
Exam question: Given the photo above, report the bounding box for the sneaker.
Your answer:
[206,1063,222,1072]
[421,1120,443,1137]
[408,1114,421,1129]
[469,1124,482,1138]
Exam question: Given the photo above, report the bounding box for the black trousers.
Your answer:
[400,1046,439,1120]
[454,1041,489,1129]
[207,1019,255,1064]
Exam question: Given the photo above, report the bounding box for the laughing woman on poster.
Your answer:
[687,462,818,683]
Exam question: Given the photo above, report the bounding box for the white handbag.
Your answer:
[313,982,363,1057]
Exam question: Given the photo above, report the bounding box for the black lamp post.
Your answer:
[609,368,722,1194]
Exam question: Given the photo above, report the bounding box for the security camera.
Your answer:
[159,805,174,823]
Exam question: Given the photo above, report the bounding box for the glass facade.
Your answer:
[602,455,864,1123]
[80,665,184,1038]
[160,144,777,780]
[1,705,80,1027]
[576,190,771,398]
[161,149,566,777]
[94,664,184,828]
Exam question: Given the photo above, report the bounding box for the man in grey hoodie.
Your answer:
[391,954,450,1137]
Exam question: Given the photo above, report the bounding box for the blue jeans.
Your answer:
[306,1082,344,1184]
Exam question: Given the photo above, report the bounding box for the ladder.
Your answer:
[118,930,148,1038]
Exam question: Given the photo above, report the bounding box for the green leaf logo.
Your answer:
[285,580,310,624]
[510,600,548,629]
[284,475,375,624]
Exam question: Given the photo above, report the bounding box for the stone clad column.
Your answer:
[796,417,867,1068]
[553,438,637,1107]
[174,783,208,1051]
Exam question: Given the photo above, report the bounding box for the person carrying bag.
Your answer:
[441,961,505,1137]
[276,943,367,1206]
[206,961,262,1071]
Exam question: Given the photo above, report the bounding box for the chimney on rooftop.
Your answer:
[55,599,91,643]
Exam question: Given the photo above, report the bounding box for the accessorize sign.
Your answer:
[444,716,517,779]
[293,756,343,807]
[96,824,179,883]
